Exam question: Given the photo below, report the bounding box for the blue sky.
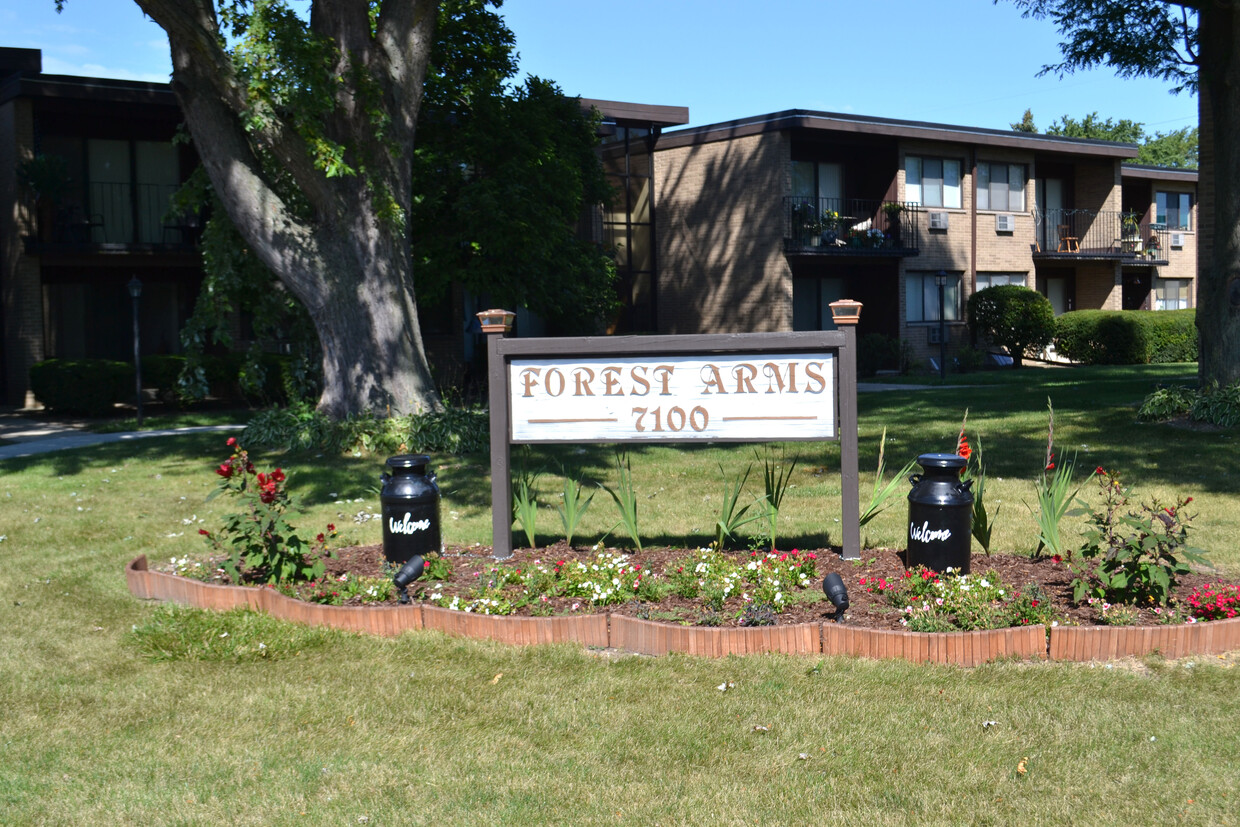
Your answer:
[3,0,1198,136]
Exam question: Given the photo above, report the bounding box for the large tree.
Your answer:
[170,1,615,403]
[1012,110,1199,168]
[59,0,440,416]
[1002,0,1237,388]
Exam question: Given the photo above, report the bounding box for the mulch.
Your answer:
[319,542,1222,630]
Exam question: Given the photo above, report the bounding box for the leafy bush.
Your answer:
[29,358,133,415]
[242,401,490,454]
[1054,309,1197,365]
[857,333,906,377]
[1070,468,1207,606]
[1137,381,1240,427]
[966,285,1054,366]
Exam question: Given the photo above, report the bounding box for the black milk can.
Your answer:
[380,454,442,565]
[906,453,974,575]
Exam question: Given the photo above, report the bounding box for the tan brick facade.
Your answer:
[654,131,792,334]
[650,113,1198,369]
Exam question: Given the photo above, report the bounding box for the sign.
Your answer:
[482,329,860,560]
[508,353,835,442]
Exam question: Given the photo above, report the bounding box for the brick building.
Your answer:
[630,109,1197,366]
[1,48,201,406]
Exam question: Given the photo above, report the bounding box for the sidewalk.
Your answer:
[0,410,243,460]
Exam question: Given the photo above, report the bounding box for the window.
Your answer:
[1156,191,1192,230]
[906,272,961,322]
[976,163,1025,211]
[1154,278,1190,310]
[976,273,1027,291]
[906,157,961,209]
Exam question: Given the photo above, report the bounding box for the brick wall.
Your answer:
[1076,262,1122,310]
[1,97,43,407]
[654,131,791,334]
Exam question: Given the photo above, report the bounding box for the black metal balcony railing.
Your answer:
[34,182,197,248]
[1034,209,1172,263]
[784,197,921,254]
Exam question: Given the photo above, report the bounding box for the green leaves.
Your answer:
[860,428,917,529]
[556,469,595,548]
[712,463,764,551]
[605,451,642,552]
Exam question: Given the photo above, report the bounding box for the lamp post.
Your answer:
[934,271,948,381]
[127,276,143,427]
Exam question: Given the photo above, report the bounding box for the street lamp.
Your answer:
[934,271,948,381]
[127,276,143,428]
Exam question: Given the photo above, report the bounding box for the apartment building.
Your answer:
[1,48,201,406]
[644,110,1197,365]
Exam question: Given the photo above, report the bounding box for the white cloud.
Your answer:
[40,55,169,84]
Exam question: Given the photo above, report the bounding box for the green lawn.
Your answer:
[1,363,1237,824]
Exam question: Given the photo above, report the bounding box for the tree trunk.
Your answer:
[310,217,440,418]
[1197,3,1240,388]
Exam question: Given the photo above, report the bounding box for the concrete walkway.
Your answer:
[0,411,243,460]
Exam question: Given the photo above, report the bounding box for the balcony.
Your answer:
[784,197,921,256]
[1034,209,1171,266]
[23,182,200,254]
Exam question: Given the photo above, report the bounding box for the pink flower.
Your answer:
[226,437,237,447]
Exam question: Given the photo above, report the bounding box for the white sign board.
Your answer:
[508,353,835,442]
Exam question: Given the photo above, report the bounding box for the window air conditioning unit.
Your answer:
[928,212,949,230]
[927,326,946,345]
[1171,232,1185,248]
[995,214,1016,232]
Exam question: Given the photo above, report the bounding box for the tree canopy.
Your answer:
[1001,0,1240,387]
[1011,109,1198,168]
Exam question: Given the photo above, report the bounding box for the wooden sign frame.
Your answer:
[484,329,860,560]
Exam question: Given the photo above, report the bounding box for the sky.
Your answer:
[1,0,1198,137]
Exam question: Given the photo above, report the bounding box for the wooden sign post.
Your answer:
[482,306,862,560]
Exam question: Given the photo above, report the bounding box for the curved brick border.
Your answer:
[126,556,1240,663]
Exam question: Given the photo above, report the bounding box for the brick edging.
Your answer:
[126,556,1240,663]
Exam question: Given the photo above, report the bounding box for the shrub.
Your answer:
[1137,380,1240,427]
[1137,385,1197,422]
[1054,309,1197,365]
[29,358,133,416]
[242,401,490,454]
[966,285,1054,366]
[857,333,905,377]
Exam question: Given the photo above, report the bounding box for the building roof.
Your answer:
[580,98,689,128]
[657,108,1140,158]
[1121,163,1198,183]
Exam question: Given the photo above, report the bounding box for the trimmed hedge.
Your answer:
[966,285,1055,366]
[29,358,133,416]
[1053,309,1197,365]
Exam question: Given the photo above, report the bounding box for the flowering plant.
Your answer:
[201,438,331,584]
[1069,467,1207,606]
[1031,399,1081,559]
[1185,583,1240,621]
[872,566,1059,631]
[955,409,999,554]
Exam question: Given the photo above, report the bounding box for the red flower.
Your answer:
[216,462,233,478]
[957,437,971,461]
[1031,600,1039,607]
[1095,466,1105,475]
[226,436,237,447]
[327,524,336,532]
[1052,554,1063,564]
[271,468,286,483]
[316,533,325,543]
[198,528,210,536]
[1046,462,1056,471]
[1185,497,1193,504]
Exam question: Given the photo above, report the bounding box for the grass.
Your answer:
[1,364,1238,823]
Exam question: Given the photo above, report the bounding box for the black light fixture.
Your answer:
[822,572,850,621]
[393,555,425,604]
[934,270,948,381]
[127,276,143,428]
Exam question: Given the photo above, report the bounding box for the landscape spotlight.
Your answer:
[822,572,850,620]
[393,555,425,604]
